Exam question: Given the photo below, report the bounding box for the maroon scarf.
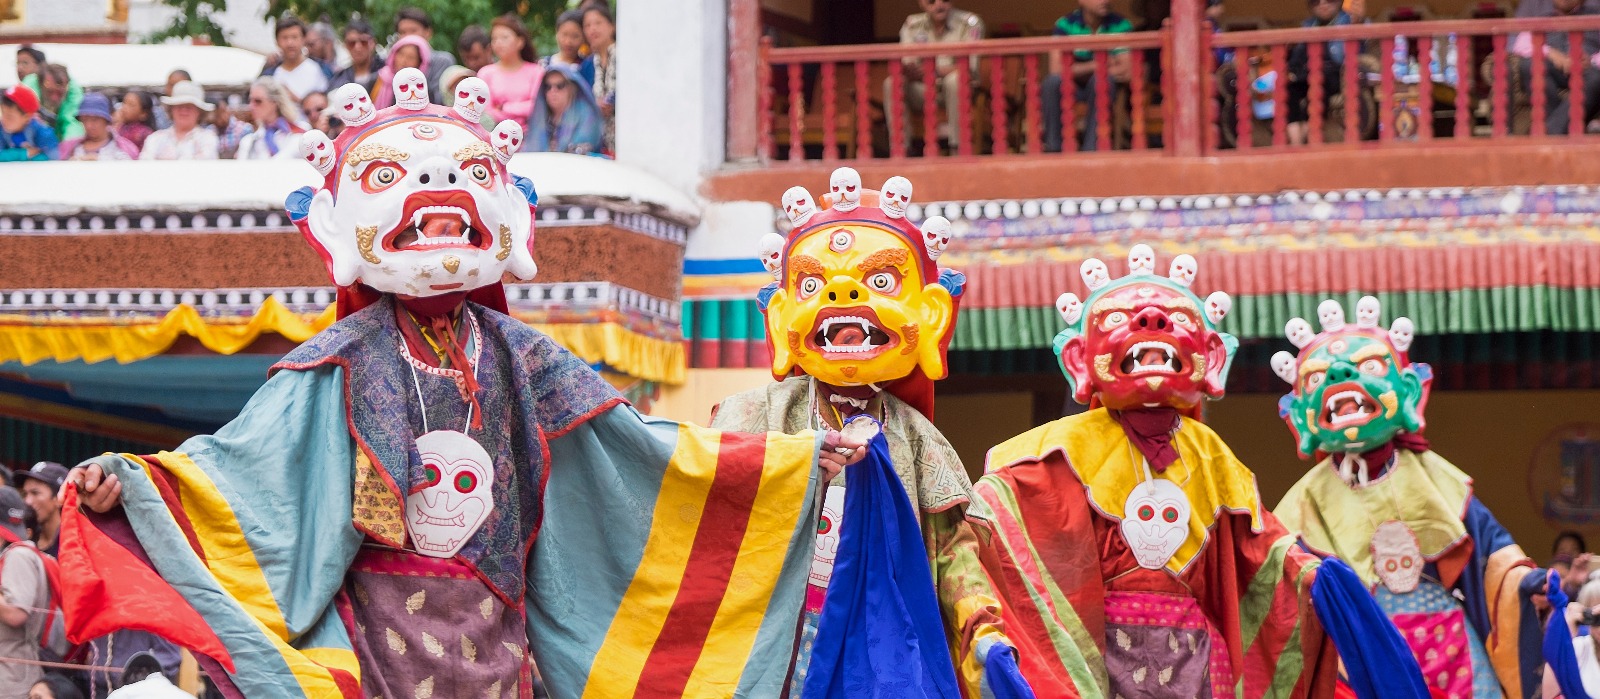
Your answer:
[1111,408,1182,472]
[395,294,483,430]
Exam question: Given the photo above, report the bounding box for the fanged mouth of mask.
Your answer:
[414,511,467,527]
[813,315,893,353]
[1320,386,1378,428]
[1120,341,1182,375]
[387,205,489,252]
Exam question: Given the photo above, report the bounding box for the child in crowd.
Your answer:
[0,84,58,161]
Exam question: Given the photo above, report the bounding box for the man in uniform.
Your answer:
[883,0,985,153]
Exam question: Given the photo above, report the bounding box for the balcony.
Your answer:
[716,11,1600,201]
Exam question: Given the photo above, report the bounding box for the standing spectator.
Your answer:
[1514,0,1600,135]
[0,486,48,696]
[881,0,984,153]
[13,45,43,83]
[1041,0,1133,152]
[307,21,340,78]
[395,7,455,101]
[542,12,586,71]
[25,64,83,142]
[478,14,543,125]
[525,64,604,155]
[140,81,218,160]
[272,15,329,101]
[457,25,492,72]
[12,463,65,557]
[582,6,617,153]
[59,93,138,160]
[114,90,157,151]
[330,18,384,95]
[236,78,306,160]
[374,35,432,109]
[0,84,57,162]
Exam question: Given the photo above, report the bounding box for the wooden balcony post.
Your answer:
[726,0,760,162]
[1168,0,1205,157]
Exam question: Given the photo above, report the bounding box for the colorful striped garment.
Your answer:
[971,409,1342,699]
[59,299,825,698]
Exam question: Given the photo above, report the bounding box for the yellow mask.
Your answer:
[765,221,954,387]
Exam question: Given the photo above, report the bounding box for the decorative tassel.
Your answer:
[428,315,484,430]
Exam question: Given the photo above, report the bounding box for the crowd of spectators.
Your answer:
[2,2,618,164]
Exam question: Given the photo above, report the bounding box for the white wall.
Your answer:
[127,0,275,53]
[616,0,727,194]
[13,0,109,28]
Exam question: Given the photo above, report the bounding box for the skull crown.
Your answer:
[763,169,948,280]
[1270,296,1417,385]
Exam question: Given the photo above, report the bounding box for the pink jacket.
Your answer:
[476,61,544,124]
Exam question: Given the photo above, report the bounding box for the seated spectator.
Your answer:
[375,35,433,109]
[140,81,218,160]
[395,7,456,102]
[104,652,189,698]
[60,93,138,160]
[479,14,544,124]
[153,69,190,130]
[458,24,492,72]
[582,6,618,152]
[880,0,984,153]
[13,45,43,84]
[271,15,329,101]
[114,90,157,151]
[87,632,182,698]
[1285,0,1352,144]
[236,77,306,160]
[28,673,82,699]
[330,18,383,96]
[210,94,251,159]
[302,90,327,128]
[25,63,83,142]
[524,65,604,155]
[0,486,50,696]
[543,11,586,71]
[1544,577,1600,697]
[1513,0,1600,135]
[0,84,57,162]
[1041,0,1131,152]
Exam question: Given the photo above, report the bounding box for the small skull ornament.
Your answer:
[1120,478,1191,570]
[921,216,952,260]
[392,67,430,110]
[1317,299,1346,331]
[808,483,846,587]
[331,83,376,126]
[1168,254,1198,286]
[1128,244,1156,276]
[1389,317,1416,353]
[829,167,862,211]
[782,186,817,227]
[1205,291,1232,324]
[1371,520,1423,594]
[490,120,522,162]
[452,76,491,122]
[1080,258,1111,291]
[405,431,495,558]
[1271,351,1298,384]
[1355,295,1382,328]
[880,176,913,219]
[298,129,335,176]
[1056,292,1083,325]
[757,232,786,278]
[1286,318,1316,348]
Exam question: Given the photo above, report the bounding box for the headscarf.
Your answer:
[375,35,434,109]
[522,64,603,155]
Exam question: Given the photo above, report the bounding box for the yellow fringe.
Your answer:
[0,301,686,385]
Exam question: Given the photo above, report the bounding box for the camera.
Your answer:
[1581,608,1600,627]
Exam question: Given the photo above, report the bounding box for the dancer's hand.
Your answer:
[65,462,122,513]
[818,431,868,481]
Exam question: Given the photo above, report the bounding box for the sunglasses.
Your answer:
[542,81,570,92]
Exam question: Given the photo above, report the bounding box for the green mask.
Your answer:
[1273,297,1432,457]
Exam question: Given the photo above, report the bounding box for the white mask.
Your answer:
[451,76,491,123]
[331,83,376,126]
[1120,478,1191,570]
[392,67,430,110]
[1371,520,1423,594]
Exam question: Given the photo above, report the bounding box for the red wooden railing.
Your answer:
[754,14,1600,161]
[760,32,1165,160]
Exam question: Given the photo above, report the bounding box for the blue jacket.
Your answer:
[1,116,60,162]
